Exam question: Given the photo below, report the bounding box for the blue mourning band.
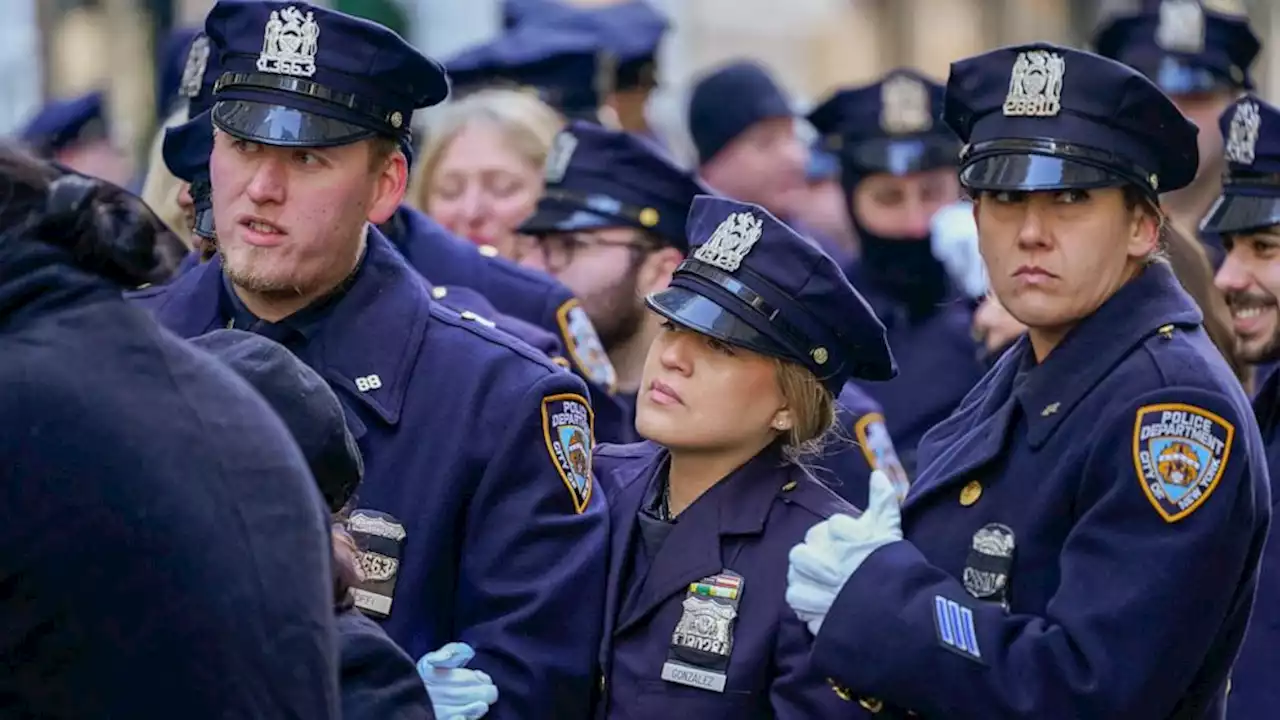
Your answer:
[676,259,824,368]
[961,138,1158,194]
[542,188,653,228]
[214,71,409,136]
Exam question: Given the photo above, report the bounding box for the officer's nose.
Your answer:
[1215,245,1254,295]
[903,197,932,238]
[658,329,695,376]
[245,155,287,206]
[456,185,488,228]
[1014,201,1050,250]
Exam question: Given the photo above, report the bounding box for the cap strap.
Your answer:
[214,71,409,135]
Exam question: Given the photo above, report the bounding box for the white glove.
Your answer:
[786,470,904,635]
[416,642,499,720]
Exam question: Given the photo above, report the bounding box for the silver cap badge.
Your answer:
[544,132,578,183]
[1157,0,1206,54]
[179,35,211,99]
[1003,50,1065,118]
[694,212,763,272]
[881,74,932,135]
[1225,100,1261,165]
[258,6,320,78]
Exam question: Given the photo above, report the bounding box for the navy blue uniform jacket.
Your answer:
[594,441,860,718]
[383,205,637,444]
[1226,368,1280,718]
[812,263,1271,718]
[339,608,434,720]
[847,271,986,477]
[130,229,608,720]
[0,240,339,718]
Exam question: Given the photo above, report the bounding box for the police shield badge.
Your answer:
[347,509,407,618]
[963,523,1015,609]
[1133,403,1235,523]
[662,571,744,693]
[542,393,594,514]
[854,412,910,501]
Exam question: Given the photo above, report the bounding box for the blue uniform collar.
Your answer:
[218,248,367,342]
[151,228,430,429]
[1013,262,1202,449]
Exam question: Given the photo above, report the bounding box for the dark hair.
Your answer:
[0,141,172,287]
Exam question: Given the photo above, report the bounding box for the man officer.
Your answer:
[130,4,607,719]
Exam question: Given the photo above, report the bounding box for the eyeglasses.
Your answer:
[531,231,655,273]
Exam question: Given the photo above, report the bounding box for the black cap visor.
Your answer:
[212,99,375,148]
[962,154,1129,193]
[518,198,618,236]
[846,137,959,176]
[194,208,216,240]
[1201,194,1280,235]
[1152,56,1230,96]
[645,286,791,360]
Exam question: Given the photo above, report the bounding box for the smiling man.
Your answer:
[129,4,607,719]
[1206,94,1280,717]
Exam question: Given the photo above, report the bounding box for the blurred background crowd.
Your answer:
[7,0,1279,181]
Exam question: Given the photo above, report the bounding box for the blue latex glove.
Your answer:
[416,642,499,720]
[786,470,904,635]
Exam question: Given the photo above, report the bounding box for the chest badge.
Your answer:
[347,510,407,619]
[963,523,1016,609]
[661,571,744,693]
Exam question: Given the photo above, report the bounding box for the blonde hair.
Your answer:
[408,88,564,212]
[772,358,837,463]
[139,107,192,250]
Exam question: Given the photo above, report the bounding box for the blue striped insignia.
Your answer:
[934,595,983,662]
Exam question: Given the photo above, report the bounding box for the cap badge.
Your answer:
[545,132,578,183]
[258,6,319,78]
[880,74,932,134]
[695,212,763,272]
[1225,100,1261,165]
[179,34,210,99]
[1157,0,1205,54]
[1003,50,1064,118]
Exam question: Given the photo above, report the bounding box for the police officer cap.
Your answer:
[518,121,708,251]
[1201,96,1280,235]
[1094,0,1259,95]
[809,69,959,177]
[204,1,449,148]
[647,196,895,394]
[511,0,667,92]
[20,92,110,158]
[944,42,1198,199]
[189,329,363,513]
[163,111,216,240]
[445,26,609,121]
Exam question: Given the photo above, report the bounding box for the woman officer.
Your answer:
[786,43,1270,718]
[593,194,896,718]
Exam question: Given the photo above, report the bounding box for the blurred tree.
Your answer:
[335,0,409,36]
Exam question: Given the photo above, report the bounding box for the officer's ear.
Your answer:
[365,137,408,225]
[1122,186,1162,260]
[638,243,683,294]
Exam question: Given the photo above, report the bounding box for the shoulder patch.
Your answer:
[555,299,617,390]
[542,393,595,514]
[854,413,910,502]
[1132,402,1234,523]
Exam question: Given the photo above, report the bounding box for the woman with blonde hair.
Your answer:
[409,88,563,259]
[593,195,897,717]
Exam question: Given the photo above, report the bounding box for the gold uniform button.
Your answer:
[478,244,500,258]
[960,480,983,506]
[781,480,798,492]
[431,286,448,299]
[827,678,853,702]
[859,697,884,713]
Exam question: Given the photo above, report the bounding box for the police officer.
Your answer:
[0,146,340,717]
[516,120,706,441]
[808,69,986,478]
[129,4,607,718]
[446,24,617,125]
[1204,94,1280,717]
[786,43,1270,718]
[1094,0,1260,266]
[503,0,669,142]
[594,195,896,718]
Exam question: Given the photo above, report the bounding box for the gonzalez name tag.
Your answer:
[661,571,744,693]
